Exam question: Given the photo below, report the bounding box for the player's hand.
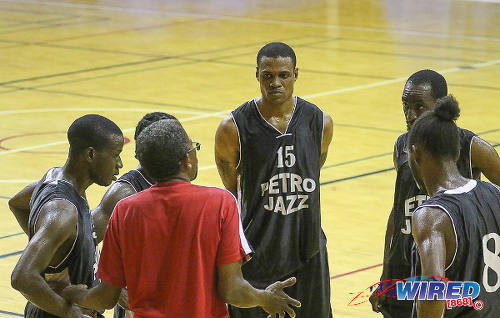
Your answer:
[60,284,89,303]
[369,291,386,313]
[61,304,92,318]
[261,277,301,318]
[118,288,130,310]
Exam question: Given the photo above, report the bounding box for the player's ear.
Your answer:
[255,67,259,81]
[85,147,96,163]
[410,144,421,163]
[180,156,191,170]
[294,67,298,80]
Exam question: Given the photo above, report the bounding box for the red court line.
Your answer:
[331,263,382,280]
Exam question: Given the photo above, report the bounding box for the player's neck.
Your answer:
[62,159,92,196]
[136,165,154,184]
[155,171,191,184]
[256,96,295,118]
[423,160,469,195]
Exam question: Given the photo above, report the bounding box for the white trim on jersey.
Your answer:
[252,96,298,137]
[414,204,458,272]
[320,109,325,145]
[33,198,80,270]
[197,185,253,256]
[135,168,153,187]
[443,179,477,195]
[115,179,139,193]
[230,113,242,171]
[469,135,477,178]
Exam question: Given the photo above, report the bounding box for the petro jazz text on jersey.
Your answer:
[260,145,317,215]
[401,194,429,234]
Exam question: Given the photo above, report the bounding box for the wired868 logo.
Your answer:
[396,276,483,310]
[349,276,483,311]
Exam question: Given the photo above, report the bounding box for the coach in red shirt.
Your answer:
[62,119,300,318]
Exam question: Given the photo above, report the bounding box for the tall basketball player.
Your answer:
[215,42,334,317]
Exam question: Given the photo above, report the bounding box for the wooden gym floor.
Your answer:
[0,0,499,316]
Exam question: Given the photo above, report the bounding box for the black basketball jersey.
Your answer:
[28,168,99,289]
[414,180,500,317]
[117,168,152,192]
[388,129,477,272]
[113,169,152,318]
[231,96,324,281]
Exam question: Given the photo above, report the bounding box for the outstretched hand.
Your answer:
[261,277,301,318]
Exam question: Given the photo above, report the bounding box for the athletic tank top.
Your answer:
[414,180,500,317]
[28,168,99,288]
[231,96,324,280]
[116,168,152,193]
[388,128,477,271]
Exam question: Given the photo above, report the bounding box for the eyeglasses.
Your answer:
[187,141,201,154]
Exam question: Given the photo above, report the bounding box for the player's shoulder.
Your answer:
[35,198,79,232]
[232,99,254,114]
[394,132,408,150]
[296,96,322,112]
[457,127,477,140]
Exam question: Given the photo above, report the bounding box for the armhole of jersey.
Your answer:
[135,169,153,187]
[469,135,477,178]
[116,179,139,193]
[33,198,79,270]
[320,109,325,147]
[415,204,458,272]
[230,113,242,171]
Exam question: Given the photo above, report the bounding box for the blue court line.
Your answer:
[0,195,10,200]
[0,233,23,240]
[0,251,23,259]
[0,309,22,317]
[321,167,395,186]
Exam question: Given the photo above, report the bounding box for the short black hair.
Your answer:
[257,42,296,68]
[406,69,447,99]
[134,112,178,140]
[136,119,190,181]
[67,114,122,156]
[408,95,461,159]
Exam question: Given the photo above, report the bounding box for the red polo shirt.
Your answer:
[98,181,250,318]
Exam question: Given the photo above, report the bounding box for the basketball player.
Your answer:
[370,70,500,317]
[409,95,500,317]
[92,112,177,318]
[215,42,334,317]
[10,114,124,318]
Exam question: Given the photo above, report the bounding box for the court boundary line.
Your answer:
[0,108,230,156]
[2,0,500,42]
[0,37,335,88]
[0,309,22,317]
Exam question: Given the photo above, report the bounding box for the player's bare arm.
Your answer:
[320,113,333,168]
[92,182,136,243]
[471,137,500,185]
[217,259,301,317]
[11,200,85,318]
[61,280,121,310]
[411,206,456,318]
[8,182,36,235]
[215,115,240,196]
[91,182,136,310]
